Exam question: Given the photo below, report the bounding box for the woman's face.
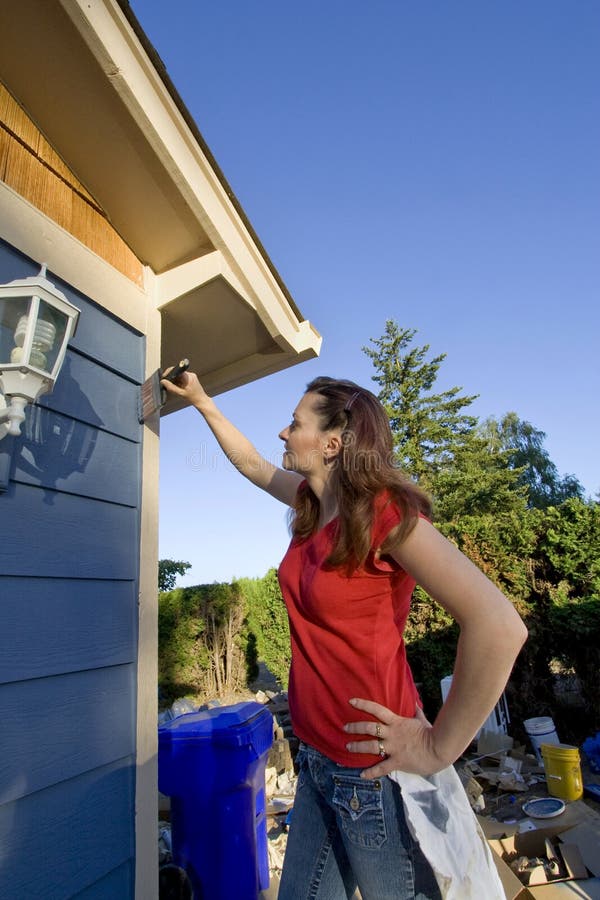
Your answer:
[279,392,332,475]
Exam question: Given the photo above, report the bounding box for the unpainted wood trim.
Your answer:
[0,82,143,285]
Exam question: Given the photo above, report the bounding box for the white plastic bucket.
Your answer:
[524,716,559,763]
[441,675,509,739]
[440,676,453,704]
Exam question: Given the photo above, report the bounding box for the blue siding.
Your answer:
[0,665,135,803]
[0,240,143,898]
[71,863,134,900]
[0,761,135,900]
[10,407,139,505]
[0,579,136,683]
[0,483,139,578]
[41,350,141,442]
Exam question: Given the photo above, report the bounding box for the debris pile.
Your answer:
[156,688,600,898]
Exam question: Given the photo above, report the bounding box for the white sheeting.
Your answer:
[390,765,505,899]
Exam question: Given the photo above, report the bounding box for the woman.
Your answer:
[162,372,527,900]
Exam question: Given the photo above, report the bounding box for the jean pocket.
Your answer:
[332,774,387,849]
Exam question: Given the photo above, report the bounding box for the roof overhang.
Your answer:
[0,0,321,407]
[154,250,319,410]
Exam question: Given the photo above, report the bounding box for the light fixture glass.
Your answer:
[0,264,80,440]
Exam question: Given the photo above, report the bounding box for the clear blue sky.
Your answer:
[129,0,600,587]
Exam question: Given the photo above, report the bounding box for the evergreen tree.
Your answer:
[364,321,478,485]
[433,433,528,522]
[364,321,526,520]
[237,568,290,688]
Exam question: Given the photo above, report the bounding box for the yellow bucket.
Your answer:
[541,742,583,801]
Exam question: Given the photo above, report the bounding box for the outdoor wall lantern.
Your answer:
[0,264,80,440]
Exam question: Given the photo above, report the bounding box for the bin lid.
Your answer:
[158,701,273,750]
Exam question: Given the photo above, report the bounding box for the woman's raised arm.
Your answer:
[161,371,302,506]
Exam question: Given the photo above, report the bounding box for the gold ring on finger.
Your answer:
[378,739,386,759]
[375,723,382,739]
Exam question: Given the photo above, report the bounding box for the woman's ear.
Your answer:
[323,432,342,463]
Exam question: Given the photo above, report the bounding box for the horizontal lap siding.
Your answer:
[0,579,136,683]
[0,665,135,804]
[0,241,143,897]
[0,483,138,578]
[41,350,141,442]
[0,762,135,900]
[71,863,134,900]
[10,407,139,505]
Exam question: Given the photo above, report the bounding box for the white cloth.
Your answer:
[390,765,505,900]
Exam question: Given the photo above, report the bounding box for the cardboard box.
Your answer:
[559,820,600,878]
[481,801,600,900]
[527,881,600,898]
[490,831,587,883]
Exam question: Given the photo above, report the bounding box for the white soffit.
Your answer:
[154,252,319,409]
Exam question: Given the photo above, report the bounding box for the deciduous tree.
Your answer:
[158,559,191,593]
[481,413,584,509]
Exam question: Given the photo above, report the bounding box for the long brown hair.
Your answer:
[290,376,432,570]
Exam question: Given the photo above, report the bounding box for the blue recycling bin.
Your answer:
[159,701,274,900]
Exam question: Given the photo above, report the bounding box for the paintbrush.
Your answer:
[138,358,190,423]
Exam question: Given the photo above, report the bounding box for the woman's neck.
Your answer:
[306,474,338,529]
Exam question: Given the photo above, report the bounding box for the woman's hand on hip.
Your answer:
[344,698,450,779]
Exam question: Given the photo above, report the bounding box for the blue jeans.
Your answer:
[278,743,442,900]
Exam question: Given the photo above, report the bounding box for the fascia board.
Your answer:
[199,347,322,398]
